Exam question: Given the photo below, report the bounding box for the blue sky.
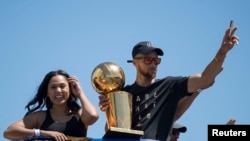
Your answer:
[1,1,249,141]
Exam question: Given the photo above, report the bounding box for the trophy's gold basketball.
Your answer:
[91,62,143,138]
[91,62,124,95]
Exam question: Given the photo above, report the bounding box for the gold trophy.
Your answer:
[91,62,144,139]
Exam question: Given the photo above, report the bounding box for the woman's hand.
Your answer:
[68,76,83,98]
[40,130,68,141]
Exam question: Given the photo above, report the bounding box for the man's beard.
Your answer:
[139,67,156,79]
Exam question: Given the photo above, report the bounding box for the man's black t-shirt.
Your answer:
[122,76,191,141]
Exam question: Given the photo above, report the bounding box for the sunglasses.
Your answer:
[172,129,180,135]
[134,56,161,65]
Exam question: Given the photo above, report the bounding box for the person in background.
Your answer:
[99,20,239,141]
[3,69,99,141]
[226,118,236,125]
[168,119,236,141]
[169,122,187,141]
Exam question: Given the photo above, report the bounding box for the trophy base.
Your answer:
[103,127,144,139]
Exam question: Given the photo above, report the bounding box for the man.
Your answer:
[169,123,187,141]
[99,20,239,141]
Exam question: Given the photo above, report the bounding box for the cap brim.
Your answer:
[178,127,187,133]
[154,48,164,56]
[173,123,187,133]
[127,60,133,63]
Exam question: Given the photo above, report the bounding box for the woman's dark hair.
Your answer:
[24,69,81,116]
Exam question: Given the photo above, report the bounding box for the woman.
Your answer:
[4,69,99,141]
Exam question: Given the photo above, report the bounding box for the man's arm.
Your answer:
[188,20,239,93]
[174,21,239,120]
[174,91,199,121]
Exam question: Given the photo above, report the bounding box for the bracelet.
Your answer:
[214,57,224,63]
[34,129,40,137]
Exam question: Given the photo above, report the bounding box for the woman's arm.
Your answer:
[69,76,99,126]
[78,91,99,126]
[3,112,42,140]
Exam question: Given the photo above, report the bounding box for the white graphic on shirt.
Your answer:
[136,91,158,127]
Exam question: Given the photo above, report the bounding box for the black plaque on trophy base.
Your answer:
[102,127,144,139]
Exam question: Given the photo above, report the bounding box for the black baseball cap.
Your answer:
[127,41,164,63]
